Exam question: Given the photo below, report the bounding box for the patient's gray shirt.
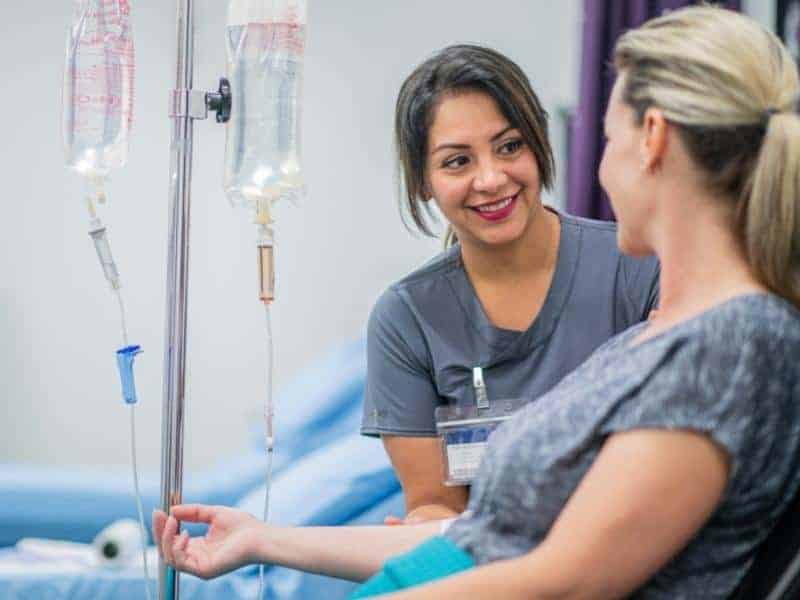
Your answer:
[361,212,660,437]
[445,294,800,599]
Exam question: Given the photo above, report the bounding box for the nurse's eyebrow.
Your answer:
[490,125,516,142]
[431,125,516,154]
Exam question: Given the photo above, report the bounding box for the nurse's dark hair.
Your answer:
[395,44,555,247]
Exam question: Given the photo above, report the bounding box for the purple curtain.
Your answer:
[566,0,741,221]
[777,0,800,61]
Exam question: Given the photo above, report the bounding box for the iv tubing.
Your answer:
[115,287,130,351]
[257,448,274,600]
[86,187,151,595]
[130,404,154,600]
[257,299,275,600]
[254,203,276,600]
[262,303,274,452]
[114,287,153,600]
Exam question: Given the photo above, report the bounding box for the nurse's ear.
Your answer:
[639,106,668,173]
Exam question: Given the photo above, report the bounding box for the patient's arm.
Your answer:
[155,504,441,582]
[385,428,730,599]
[382,435,468,523]
[157,429,728,596]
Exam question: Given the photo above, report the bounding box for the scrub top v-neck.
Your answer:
[361,211,660,438]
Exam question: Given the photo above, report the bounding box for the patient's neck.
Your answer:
[648,197,765,330]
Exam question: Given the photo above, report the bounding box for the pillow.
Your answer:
[237,433,400,526]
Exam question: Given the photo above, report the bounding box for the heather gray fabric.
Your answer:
[445,293,800,599]
[361,211,660,437]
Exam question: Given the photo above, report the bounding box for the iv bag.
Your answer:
[223,0,307,211]
[62,0,135,204]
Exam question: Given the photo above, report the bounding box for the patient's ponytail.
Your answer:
[744,111,800,306]
[614,5,800,307]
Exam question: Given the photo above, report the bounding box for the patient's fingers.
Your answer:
[162,514,180,565]
[170,504,217,524]
[152,510,167,553]
[172,530,190,566]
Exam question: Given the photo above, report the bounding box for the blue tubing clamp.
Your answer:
[116,345,143,405]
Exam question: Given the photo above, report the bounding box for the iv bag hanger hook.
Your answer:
[168,77,231,122]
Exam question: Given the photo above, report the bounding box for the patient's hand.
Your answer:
[384,503,460,525]
[153,504,264,579]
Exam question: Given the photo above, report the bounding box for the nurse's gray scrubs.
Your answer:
[361,211,660,438]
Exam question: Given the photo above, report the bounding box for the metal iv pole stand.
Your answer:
[158,1,230,598]
[157,1,194,598]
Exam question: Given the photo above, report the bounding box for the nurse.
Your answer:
[361,44,659,523]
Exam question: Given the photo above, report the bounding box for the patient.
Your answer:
[154,7,800,598]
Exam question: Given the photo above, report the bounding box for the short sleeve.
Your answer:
[599,330,775,486]
[361,288,440,437]
[620,254,660,321]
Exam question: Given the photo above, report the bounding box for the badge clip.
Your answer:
[472,366,489,409]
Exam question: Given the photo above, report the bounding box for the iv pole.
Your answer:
[158,1,230,598]
[158,0,193,597]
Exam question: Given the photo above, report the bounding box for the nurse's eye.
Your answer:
[498,138,524,155]
[442,155,469,170]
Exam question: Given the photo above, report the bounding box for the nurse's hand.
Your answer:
[153,504,264,579]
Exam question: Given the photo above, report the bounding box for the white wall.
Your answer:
[0,1,581,472]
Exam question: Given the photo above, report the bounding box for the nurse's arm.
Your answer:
[384,428,730,599]
[382,435,469,522]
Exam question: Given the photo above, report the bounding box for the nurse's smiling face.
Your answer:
[425,90,543,249]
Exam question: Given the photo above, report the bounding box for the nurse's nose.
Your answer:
[472,159,509,194]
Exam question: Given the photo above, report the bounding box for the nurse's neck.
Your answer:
[460,205,561,285]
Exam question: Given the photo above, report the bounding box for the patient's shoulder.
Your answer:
[655,293,800,392]
[695,293,800,356]
[648,293,800,433]
[598,293,800,491]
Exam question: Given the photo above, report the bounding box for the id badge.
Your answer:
[435,398,524,486]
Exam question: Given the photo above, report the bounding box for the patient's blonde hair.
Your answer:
[614,5,800,306]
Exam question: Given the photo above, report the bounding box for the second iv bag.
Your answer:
[63,0,135,204]
[223,0,307,210]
